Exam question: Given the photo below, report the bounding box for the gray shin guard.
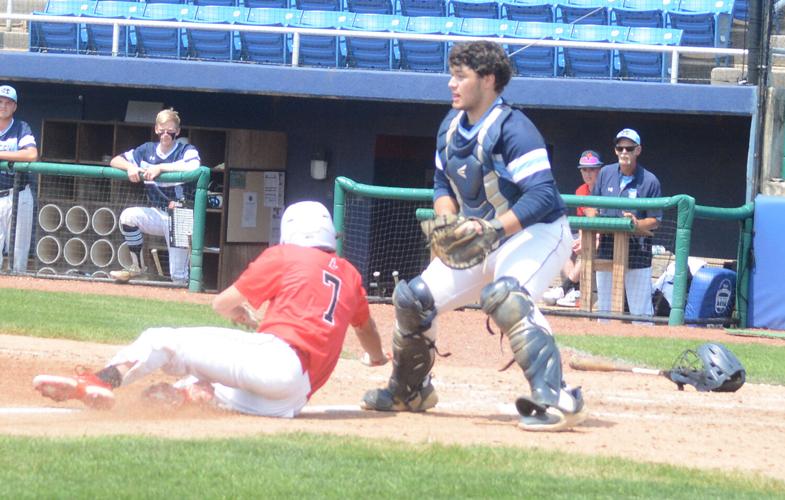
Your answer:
[388,278,436,402]
[481,277,562,408]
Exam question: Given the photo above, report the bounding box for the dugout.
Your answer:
[1,56,756,289]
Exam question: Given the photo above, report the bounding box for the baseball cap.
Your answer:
[615,128,641,145]
[578,150,603,169]
[0,85,17,103]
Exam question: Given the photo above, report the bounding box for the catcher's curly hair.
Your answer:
[448,41,512,93]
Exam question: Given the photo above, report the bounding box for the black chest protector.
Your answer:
[436,105,513,220]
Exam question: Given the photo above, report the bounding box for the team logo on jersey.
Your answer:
[329,257,338,270]
[456,164,468,179]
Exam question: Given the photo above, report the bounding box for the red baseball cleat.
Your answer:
[33,366,115,410]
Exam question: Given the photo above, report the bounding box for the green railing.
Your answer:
[334,176,753,326]
[1,161,210,292]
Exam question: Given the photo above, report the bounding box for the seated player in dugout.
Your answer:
[362,41,587,432]
[33,201,389,417]
[108,108,201,286]
[0,84,39,274]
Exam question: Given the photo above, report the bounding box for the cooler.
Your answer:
[685,267,736,322]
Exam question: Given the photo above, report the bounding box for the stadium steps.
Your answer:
[0,0,45,50]
[711,34,785,86]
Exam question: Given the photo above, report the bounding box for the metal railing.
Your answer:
[2,12,747,83]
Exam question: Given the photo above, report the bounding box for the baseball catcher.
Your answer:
[362,41,586,432]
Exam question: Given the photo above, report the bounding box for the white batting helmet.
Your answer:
[279,201,337,251]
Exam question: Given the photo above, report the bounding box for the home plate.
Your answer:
[301,404,363,414]
[0,407,82,415]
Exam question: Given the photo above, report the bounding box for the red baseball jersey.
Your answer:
[575,182,591,216]
[233,244,370,396]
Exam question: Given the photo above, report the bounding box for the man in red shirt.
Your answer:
[542,150,602,307]
[33,201,388,417]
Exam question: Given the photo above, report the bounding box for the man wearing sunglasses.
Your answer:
[109,108,201,286]
[585,128,662,322]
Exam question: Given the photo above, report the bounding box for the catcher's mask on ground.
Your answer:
[669,342,746,392]
[279,201,337,251]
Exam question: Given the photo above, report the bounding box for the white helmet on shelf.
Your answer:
[279,201,337,251]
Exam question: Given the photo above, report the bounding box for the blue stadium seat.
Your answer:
[732,0,747,22]
[187,20,236,60]
[397,16,456,72]
[563,23,628,78]
[619,26,682,80]
[399,0,446,17]
[238,7,296,63]
[141,2,195,19]
[195,4,246,21]
[295,0,341,11]
[507,21,566,76]
[31,12,83,54]
[556,0,610,25]
[193,0,237,6]
[454,17,516,36]
[132,15,184,58]
[345,13,403,69]
[144,0,185,4]
[242,0,289,6]
[611,0,669,27]
[83,14,132,55]
[449,0,500,19]
[291,10,353,67]
[44,0,96,15]
[346,0,395,13]
[500,0,555,22]
[667,0,732,47]
[93,0,140,16]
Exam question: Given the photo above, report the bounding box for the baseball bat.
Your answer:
[150,248,164,276]
[569,358,664,376]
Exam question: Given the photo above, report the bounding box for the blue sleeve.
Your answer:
[499,112,565,227]
[432,161,454,201]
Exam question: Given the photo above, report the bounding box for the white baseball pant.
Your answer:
[118,206,190,283]
[595,267,654,323]
[420,216,573,340]
[0,186,33,272]
[107,327,311,417]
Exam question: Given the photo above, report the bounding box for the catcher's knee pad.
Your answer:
[388,277,437,402]
[480,277,562,407]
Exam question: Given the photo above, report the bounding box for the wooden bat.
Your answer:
[150,248,164,276]
[569,358,665,376]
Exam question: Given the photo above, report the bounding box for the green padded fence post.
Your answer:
[693,202,755,328]
[333,176,351,257]
[668,195,696,326]
[188,166,210,293]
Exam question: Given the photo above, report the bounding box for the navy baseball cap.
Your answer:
[615,128,641,145]
[0,85,17,103]
[578,150,603,169]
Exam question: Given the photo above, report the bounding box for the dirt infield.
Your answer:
[1,275,784,480]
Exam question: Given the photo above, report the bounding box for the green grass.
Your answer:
[4,288,785,497]
[1,434,783,499]
[555,335,785,385]
[0,288,235,343]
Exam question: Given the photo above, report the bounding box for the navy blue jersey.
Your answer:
[123,141,201,209]
[592,162,662,268]
[434,101,565,228]
[0,119,36,190]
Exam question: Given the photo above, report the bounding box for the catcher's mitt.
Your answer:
[421,214,504,269]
